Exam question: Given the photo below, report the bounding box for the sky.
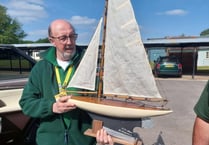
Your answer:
[0,0,209,44]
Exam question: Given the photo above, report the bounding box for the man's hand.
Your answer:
[96,128,113,145]
[52,96,76,113]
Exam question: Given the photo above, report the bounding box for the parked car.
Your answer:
[0,46,37,145]
[154,56,182,77]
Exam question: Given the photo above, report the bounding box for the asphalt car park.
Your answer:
[135,78,208,145]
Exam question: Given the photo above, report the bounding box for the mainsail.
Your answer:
[104,0,161,98]
[68,0,161,99]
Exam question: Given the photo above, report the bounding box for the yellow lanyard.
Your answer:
[55,65,73,127]
[55,65,73,94]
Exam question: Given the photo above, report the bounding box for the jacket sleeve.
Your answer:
[19,61,57,119]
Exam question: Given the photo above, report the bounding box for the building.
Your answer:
[1,36,209,76]
[143,36,209,74]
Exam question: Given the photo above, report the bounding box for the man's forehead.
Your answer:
[51,23,74,35]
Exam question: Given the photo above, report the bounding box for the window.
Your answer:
[206,51,209,58]
[0,47,35,81]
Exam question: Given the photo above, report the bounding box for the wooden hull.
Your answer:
[69,96,172,118]
[0,88,172,118]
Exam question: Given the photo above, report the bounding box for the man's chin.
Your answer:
[63,52,75,61]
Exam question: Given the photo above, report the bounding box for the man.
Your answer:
[193,80,209,145]
[19,19,113,145]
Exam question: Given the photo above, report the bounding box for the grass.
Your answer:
[0,59,32,80]
[197,66,209,70]
[0,59,32,69]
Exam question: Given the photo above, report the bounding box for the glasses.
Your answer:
[51,34,78,43]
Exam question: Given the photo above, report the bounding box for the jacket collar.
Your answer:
[41,46,84,67]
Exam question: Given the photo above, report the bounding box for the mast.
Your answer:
[98,0,108,98]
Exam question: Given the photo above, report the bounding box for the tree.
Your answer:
[0,5,27,44]
[35,38,50,43]
[200,28,209,36]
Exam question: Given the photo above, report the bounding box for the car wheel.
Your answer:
[154,70,158,77]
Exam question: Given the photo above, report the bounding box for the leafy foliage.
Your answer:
[35,38,50,43]
[0,5,27,44]
[22,37,50,44]
[200,28,209,36]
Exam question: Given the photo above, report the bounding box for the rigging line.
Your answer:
[135,101,169,110]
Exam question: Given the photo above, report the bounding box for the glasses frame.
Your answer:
[50,33,78,43]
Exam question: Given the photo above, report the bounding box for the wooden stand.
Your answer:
[84,120,142,145]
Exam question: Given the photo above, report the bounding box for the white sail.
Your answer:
[67,18,103,90]
[103,0,161,98]
[68,0,161,99]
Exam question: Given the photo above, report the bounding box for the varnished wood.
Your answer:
[98,0,108,98]
[92,120,103,133]
[71,96,168,111]
[67,90,167,102]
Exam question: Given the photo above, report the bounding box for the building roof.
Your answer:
[143,37,209,47]
[0,43,52,49]
[1,37,209,50]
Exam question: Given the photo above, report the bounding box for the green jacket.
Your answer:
[19,46,96,145]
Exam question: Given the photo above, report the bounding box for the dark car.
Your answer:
[154,56,182,77]
[0,46,37,145]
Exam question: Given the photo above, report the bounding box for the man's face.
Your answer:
[50,21,77,61]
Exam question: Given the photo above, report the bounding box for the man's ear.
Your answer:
[48,37,53,43]
[48,37,56,47]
